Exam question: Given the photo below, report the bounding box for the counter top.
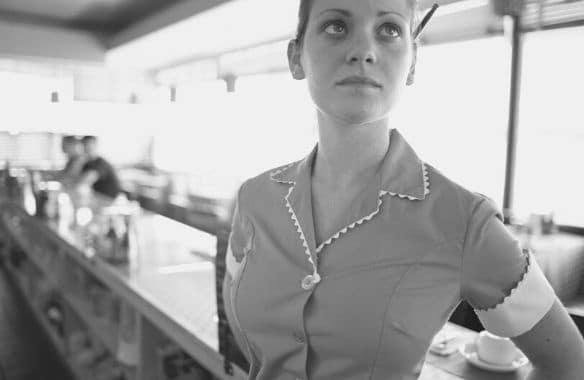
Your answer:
[0,195,247,379]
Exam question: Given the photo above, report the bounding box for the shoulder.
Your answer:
[237,161,301,204]
[96,157,113,168]
[82,158,96,170]
[423,163,496,238]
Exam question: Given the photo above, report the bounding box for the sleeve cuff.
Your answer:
[474,251,556,338]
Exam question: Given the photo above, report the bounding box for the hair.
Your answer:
[62,135,80,144]
[81,135,97,144]
[294,0,419,46]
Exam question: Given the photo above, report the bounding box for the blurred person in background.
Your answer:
[60,135,85,184]
[77,136,121,199]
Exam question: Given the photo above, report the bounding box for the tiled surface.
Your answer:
[0,262,74,380]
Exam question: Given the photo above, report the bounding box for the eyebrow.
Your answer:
[318,8,351,17]
[318,9,407,20]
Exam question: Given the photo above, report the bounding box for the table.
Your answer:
[423,323,531,380]
[0,198,246,380]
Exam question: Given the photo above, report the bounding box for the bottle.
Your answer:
[57,192,74,231]
[116,301,139,367]
[22,172,37,216]
[105,217,118,261]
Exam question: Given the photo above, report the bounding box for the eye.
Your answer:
[323,21,347,35]
[378,23,401,38]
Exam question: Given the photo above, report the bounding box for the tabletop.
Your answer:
[423,322,531,380]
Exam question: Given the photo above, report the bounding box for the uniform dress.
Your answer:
[222,128,556,380]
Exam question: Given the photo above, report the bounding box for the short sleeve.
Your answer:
[461,196,556,338]
[96,159,111,179]
[225,183,255,280]
[82,159,104,178]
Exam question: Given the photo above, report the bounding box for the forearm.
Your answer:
[513,300,584,380]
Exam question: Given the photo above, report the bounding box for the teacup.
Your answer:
[476,331,519,365]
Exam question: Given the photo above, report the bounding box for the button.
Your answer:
[301,275,316,290]
[293,331,305,344]
[300,273,321,290]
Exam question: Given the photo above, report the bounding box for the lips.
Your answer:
[337,76,383,88]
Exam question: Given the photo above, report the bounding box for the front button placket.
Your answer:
[270,159,322,290]
[293,331,306,344]
[281,183,321,289]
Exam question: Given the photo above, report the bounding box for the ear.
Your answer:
[287,39,305,80]
[406,41,418,86]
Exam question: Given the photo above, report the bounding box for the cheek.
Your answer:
[303,55,336,94]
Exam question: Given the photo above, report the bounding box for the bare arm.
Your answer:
[512,298,584,380]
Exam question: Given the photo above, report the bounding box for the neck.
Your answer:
[313,112,391,186]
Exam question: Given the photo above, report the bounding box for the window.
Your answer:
[393,36,511,204]
[514,26,584,227]
[152,75,317,199]
[0,71,73,105]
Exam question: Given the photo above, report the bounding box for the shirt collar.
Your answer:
[270,129,429,201]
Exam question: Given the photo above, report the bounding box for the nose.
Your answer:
[346,31,377,65]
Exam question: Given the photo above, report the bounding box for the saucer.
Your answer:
[459,343,529,372]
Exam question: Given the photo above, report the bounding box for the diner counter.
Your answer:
[0,194,247,380]
[2,191,583,380]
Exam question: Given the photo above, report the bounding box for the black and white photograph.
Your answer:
[1,0,583,379]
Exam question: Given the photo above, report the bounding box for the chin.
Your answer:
[331,102,390,126]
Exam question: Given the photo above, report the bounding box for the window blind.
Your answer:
[523,0,584,29]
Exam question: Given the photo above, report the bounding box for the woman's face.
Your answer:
[290,0,416,125]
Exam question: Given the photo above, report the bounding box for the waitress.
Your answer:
[223,0,584,379]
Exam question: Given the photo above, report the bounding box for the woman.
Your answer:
[223,0,584,379]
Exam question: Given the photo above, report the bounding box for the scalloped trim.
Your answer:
[473,250,556,337]
[315,162,430,253]
[284,185,320,280]
[316,196,385,254]
[474,251,531,313]
[271,160,431,277]
[269,162,297,184]
[423,162,430,197]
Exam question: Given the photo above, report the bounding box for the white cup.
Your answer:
[476,331,519,365]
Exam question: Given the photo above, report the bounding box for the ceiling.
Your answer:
[0,0,238,64]
[0,0,582,68]
[0,0,476,42]
[0,0,181,37]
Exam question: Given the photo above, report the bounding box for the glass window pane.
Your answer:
[515,26,584,226]
[393,37,511,204]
